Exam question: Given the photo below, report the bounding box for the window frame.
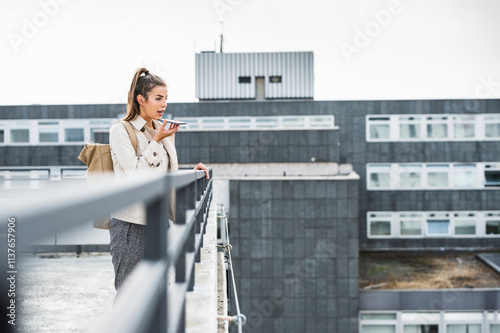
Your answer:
[238,76,251,84]
[366,114,500,142]
[366,163,492,191]
[367,211,500,239]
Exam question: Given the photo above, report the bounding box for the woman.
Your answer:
[108,67,208,291]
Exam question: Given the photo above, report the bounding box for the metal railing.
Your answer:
[217,205,246,333]
[1,168,213,333]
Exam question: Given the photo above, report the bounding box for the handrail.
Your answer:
[0,168,213,333]
[218,205,246,332]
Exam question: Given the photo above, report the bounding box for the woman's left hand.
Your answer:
[194,162,209,179]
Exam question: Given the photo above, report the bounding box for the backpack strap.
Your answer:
[118,120,138,153]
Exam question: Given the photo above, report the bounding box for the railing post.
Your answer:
[144,180,170,333]
[174,177,196,332]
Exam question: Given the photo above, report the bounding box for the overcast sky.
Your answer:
[1,0,500,106]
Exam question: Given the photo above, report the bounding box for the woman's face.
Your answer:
[138,85,168,123]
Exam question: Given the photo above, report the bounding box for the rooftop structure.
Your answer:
[195,52,314,101]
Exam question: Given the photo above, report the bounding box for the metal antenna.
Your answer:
[220,21,224,53]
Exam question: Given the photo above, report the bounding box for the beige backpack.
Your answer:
[78,121,137,229]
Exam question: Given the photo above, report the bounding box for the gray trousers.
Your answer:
[109,218,145,291]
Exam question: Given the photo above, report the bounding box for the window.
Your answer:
[400,215,422,236]
[202,118,225,129]
[485,123,500,138]
[366,113,500,142]
[360,313,397,320]
[61,169,86,179]
[370,221,391,236]
[453,115,475,139]
[427,165,449,187]
[454,213,476,235]
[283,117,305,128]
[399,164,422,188]
[309,116,334,128]
[486,220,500,235]
[369,165,392,189]
[368,117,391,140]
[0,122,4,143]
[11,129,29,143]
[368,213,392,237]
[453,165,476,188]
[368,163,500,190]
[403,325,438,333]
[228,118,251,128]
[426,116,448,139]
[427,213,450,236]
[484,165,500,187]
[89,119,114,142]
[255,117,279,128]
[369,211,500,239]
[38,121,59,143]
[10,120,30,143]
[485,114,500,139]
[238,76,251,84]
[63,120,85,142]
[65,128,84,142]
[362,311,496,333]
[399,116,421,139]
[269,76,282,83]
[447,324,481,333]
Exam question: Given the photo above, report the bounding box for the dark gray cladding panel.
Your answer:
[176,129,339,164]
[0,146,85,166]
[230,178,360,333]
[360,290,500,311]
[0,104,126,119]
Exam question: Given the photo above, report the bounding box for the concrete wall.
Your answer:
[229,178,359,333]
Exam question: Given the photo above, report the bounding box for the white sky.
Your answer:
[1,0,500,106]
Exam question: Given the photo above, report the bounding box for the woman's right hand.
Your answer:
[153,120,180,143]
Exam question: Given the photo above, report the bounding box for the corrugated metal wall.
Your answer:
[195,52,314,100]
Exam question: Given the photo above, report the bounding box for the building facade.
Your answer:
[1,98,499,332]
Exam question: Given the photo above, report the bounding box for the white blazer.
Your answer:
[109,116,178,225]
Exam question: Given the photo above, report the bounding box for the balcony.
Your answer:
[0,169,242,333]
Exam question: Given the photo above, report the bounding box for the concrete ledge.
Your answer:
[477,253,500,274]
[185,199,218,333]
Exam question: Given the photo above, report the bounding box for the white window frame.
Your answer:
[484,212,500,238]
[37,120,61,145]
[367,213,393,238]
[398,213,424,238]
[0,121,5,143]
[7,120,33,145]
[484,114,500,140]
[359,311,397,333]
[178,115,336,131]
[367,211,500,239]
[367,163,496,191]
[366,114,500,142]
[425,213,452,237]
[360,311,498,333]
[0,118,117,146]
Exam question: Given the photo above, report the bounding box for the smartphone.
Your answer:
[164,119,187,125]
